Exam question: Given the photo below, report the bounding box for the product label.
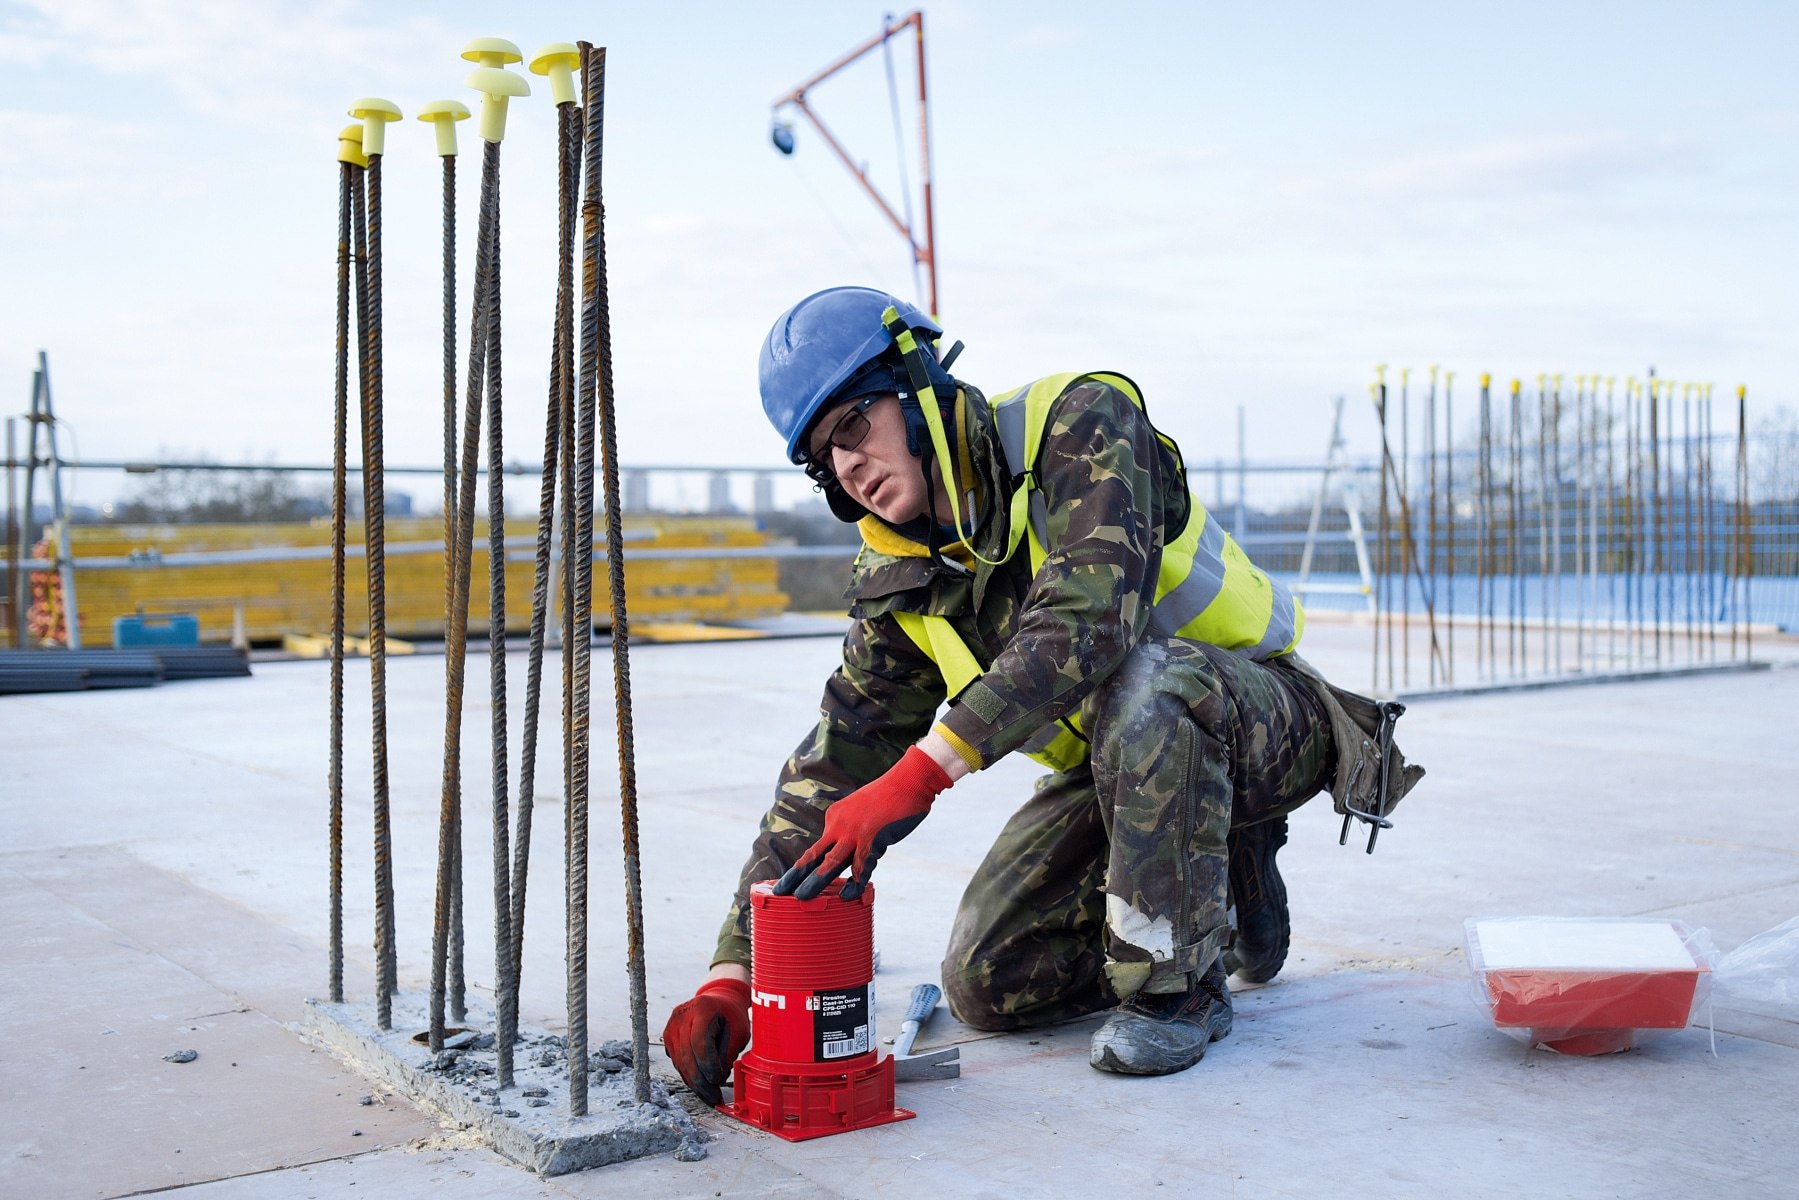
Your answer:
[811,984,871,1061]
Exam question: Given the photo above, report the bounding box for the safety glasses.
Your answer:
[801,394,882,484]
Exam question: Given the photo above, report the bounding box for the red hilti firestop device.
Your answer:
[725,880,915,1141]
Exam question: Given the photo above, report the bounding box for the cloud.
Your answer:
[1,0,451,123]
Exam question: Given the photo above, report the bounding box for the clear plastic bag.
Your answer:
[1713,914,1799,1020]
[1465,917,1719,1055]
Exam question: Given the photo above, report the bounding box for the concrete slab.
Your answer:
[300,994,701,1175]
[4,623,1797,1197]
[0,854,438,1200]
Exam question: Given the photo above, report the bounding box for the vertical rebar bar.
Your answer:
[430,145,459,1055]
[482,135,518,1090]
[1444,371,1454,685]
[1376,380,1392,691]
[568,41,604,1118]
[1738,385,1750,661]
[369,152,397,1025]
[351,153,396,1029]
[1426,367,1438,687]
[583,44,654,1105]
[440,140,500,1049]
[1611,379,1626,672]
[562,107,585,947]
[4,418,15,649]
[1649,376,1662,665]
[507,96,584,1054]
[1479,375,1492,680]
[1574,377,1585,671]
[330,158,352,1005]
[1510,380,1522,677]
[1705,386,1719,662]
[1400,369,1411,687]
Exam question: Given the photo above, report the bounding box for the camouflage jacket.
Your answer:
[716,378,1190,966]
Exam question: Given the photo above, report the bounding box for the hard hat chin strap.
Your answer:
[880,307,1005,569]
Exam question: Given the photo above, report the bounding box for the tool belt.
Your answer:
[1281,654,1425,854]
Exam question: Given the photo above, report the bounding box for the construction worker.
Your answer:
[663,287,1420,1102]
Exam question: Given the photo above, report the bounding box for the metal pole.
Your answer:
[329,158,353,1005]
[36,354,79,650]
[913,12,937,316]
[20,369,38,645]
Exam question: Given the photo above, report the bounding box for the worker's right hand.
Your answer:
[661,977,751,1107]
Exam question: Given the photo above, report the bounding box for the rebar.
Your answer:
[350,153,397,1028]
[505,95,584,1065]
[430,148,459,1054]
[483,135,517,1091]
[1510,381,1522,676]
[435,137,499,1049]
[568,41,604,1117]
[1400,369,1411,687]
[583,44,653,1105]
[1444,371,1454,685]
[330,158,352,1005]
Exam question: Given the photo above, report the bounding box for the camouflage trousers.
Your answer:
[942,636,1335,1030]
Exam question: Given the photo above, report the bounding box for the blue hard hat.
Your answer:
[759,286,941,464]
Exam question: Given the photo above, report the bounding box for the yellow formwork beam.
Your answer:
[63,515,789,647]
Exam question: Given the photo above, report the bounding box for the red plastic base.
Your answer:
[1528,1027,1637,1055]
[724,1050,915,1143]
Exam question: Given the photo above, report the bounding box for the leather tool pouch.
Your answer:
[1281,654,1425,828]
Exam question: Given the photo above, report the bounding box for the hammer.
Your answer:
[891,984,960,1081]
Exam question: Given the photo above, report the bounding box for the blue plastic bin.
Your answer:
[114,613,200,647]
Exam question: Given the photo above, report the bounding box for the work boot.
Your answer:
[1089,959,1233,1076]
[1223,815,1290,983]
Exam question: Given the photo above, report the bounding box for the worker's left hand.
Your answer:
[775,745,953,901]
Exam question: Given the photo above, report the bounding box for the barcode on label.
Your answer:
[821,1026,870,1059]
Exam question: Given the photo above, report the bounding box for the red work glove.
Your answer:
[662,977,751,1107]
[773,745,953,902]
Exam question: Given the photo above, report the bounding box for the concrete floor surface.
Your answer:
[3,620,1797,1198]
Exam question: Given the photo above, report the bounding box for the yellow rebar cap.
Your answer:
[337,123,368,168]
[465,60,529,144]
[462,37,523,66]
[530,42,581,106]
[417,99,472,157]
[349,97,402,157]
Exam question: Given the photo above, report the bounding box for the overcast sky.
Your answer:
[3,1,1795,506]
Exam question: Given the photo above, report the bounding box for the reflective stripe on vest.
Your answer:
[884,373,1303,775]
[989,372,1304,660]
[891,609,1090,774]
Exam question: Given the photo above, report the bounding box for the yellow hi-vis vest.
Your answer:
[892,372,1304,774]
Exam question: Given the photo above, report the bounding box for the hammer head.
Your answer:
[891,1046,960,1081]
